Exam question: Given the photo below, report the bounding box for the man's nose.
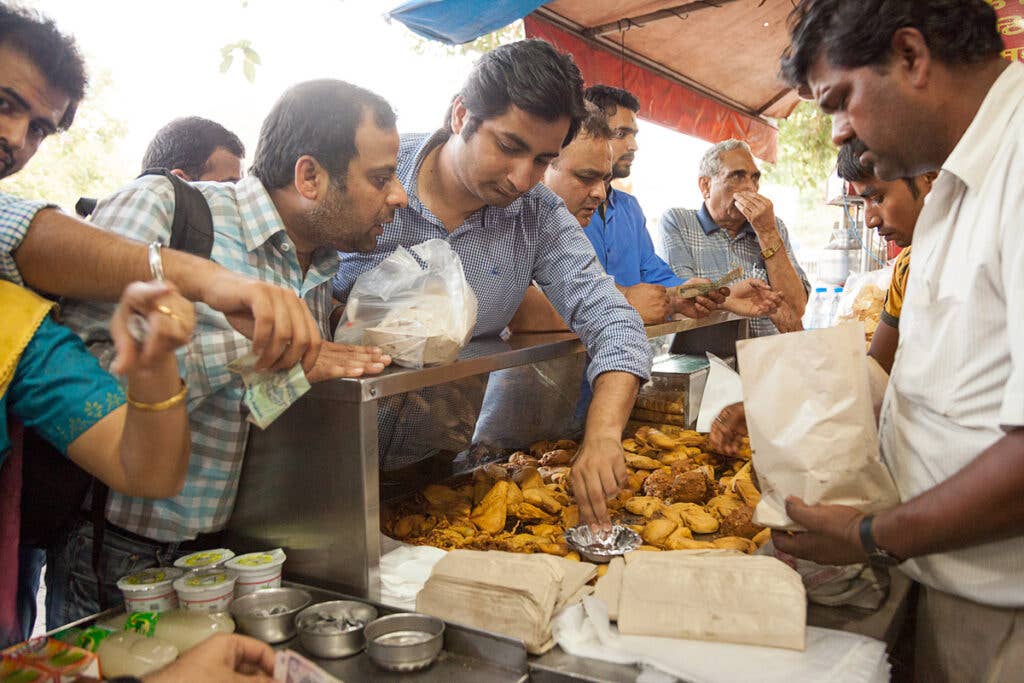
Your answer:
[508,159,536,194]
[832,113,854,146]
[389,178,409,209]
[2,115,29,151]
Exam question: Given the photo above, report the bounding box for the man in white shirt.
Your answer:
[774,2,1023,680]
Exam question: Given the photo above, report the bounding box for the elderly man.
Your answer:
[661,140,810,335]
[774,1,1024,680]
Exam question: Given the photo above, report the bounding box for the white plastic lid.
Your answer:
[173,549,235,570]
[173,569,236,593]
[225,548,286,573]
[117,567,184,592]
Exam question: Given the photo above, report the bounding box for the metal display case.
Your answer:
[225,313,747,600]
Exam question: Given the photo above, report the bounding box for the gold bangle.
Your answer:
[127,379,188,411]
[760,240,783,260]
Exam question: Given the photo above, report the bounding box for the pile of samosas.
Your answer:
[384,425,768,558]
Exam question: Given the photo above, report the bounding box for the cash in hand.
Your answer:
[227,352,311,429]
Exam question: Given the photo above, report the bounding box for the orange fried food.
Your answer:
[643,468,710,504]
[470,481,510,534]
[625,453,663,470]
[719,504,763,539]
[539,449,574,467]
[508,451,541,469]
[713,536,757,554]
[529,440,558,458]
[513,466,544,490]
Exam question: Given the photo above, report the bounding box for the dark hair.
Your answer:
[251,79,396,191]
[781,0,1003,89]
[0,5,87,130]
[578,101,613,140]
[584,84,640,117]
[837,138,920,198]
[141,117,245,177]
[450,39,585,147]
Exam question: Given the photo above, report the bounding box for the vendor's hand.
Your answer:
[708,402,747,456]
[669,278,728,319]
[304,340,391,383]
[733,191,778,237]
[724,279,784,318]
[570,434,628,531]
[198,271,323,375]
[110,281,195,375]
[771,497,867,566]
[143,634,275,683]
[623,283,669,324]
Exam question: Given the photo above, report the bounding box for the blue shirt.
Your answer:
[584,188,681,287]
[333,130,652,468]
[1,315,125,464]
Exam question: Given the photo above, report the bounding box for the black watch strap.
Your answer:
[106,677,144,683]
[859,514,901,566]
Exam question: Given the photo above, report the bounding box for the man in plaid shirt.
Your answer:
[47,80,407,626]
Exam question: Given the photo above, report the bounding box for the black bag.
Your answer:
[19,170,214,593]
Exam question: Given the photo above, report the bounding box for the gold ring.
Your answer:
[156,304,186,324]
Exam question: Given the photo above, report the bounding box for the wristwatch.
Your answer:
[760,239,783,260]
[859,514,902,567]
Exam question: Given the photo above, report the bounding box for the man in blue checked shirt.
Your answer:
[334,40,651,529]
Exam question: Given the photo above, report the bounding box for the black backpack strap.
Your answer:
[138,168,215,260]
[75,197,98,218]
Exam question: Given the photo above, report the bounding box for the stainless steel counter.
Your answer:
[225,313,746,601]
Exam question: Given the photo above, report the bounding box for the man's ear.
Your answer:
[920,170,939,192]
[891,27,932,90]
[698,175,711,199]
[293,155,324,200]
[450,96,469,136]
[170,168,193,181]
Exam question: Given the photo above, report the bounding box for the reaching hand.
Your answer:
[110,281,195,375]
[143,634,276,683]
[199,271,323,375]
[304,341,392,383]
[669,278,729,319]
[724,279,784,318]
[570,435,628,531]
[708,402,747,456]
[623,283,670,324]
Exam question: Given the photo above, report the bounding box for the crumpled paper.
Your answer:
[554,596,890,683]
[696,352,743,432]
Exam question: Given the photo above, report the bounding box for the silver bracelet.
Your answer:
[148,241,165,281]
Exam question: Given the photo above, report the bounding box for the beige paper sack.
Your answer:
[736,323,900,529]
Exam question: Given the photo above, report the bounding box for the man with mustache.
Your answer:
[773,1,1024,679]
[49,79,406,625]
[334,40,652,530]
[661,139,810,336]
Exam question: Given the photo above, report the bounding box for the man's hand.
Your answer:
[143,634,275,683]
[724,279,784,318]
[669,278,728,319]
[198,271,323,374]
[732,191,778,236]
[304,341,392,383]
[109,281,195,376]
[623,283,669,324]
[570,434,628,531]
[771,497,868,566]
[708,402,747,456]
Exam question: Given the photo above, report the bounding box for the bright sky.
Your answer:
[24,0,814,252]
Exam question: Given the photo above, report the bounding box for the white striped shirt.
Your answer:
[879,62,1024,607]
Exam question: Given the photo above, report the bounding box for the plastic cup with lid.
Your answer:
[117,567,184,613]
[173,548,235,571]
[225,549,287,597]
[173,568,238,613]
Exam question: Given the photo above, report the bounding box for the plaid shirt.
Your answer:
[0,193,55,286]
[334,130,651,468]
[62,175,338,541]
[660,204,810,337]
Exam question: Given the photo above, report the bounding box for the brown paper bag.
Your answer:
[736,323,900,529]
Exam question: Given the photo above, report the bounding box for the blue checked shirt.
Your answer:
[62,175,338,541]
[584,188,680,288]
[0,193,55,285]
[334,131,651,468]
[660,204,810,337]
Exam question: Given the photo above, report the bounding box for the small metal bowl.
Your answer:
[364,613,444,672]
[564,524,641,563]
[229,587,311,644]
[295,600,379,659]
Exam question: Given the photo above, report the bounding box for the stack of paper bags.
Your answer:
[596,551,806,651]
[415,549,596,653]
